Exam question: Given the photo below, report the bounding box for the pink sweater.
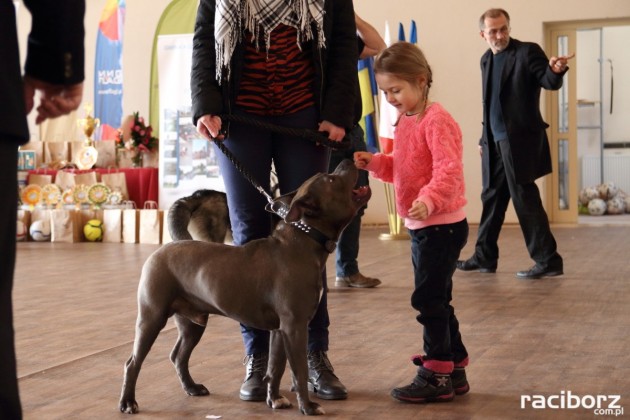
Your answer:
[366,102,466,230]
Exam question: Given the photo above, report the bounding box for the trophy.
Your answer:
[76,104,100,169]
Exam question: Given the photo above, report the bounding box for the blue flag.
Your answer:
[410,20,417,44]
[398,22,405,42]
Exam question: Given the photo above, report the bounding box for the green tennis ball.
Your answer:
[84,219,103,242]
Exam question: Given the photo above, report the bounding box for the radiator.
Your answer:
[581,155,630,193]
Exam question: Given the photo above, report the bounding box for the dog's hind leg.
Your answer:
[170,313,209,396]
[265,330,291,410]
[119,306,169,414]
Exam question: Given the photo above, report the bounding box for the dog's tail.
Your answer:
[167,190,229,242]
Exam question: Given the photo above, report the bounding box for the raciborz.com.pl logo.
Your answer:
[521,391,624,416]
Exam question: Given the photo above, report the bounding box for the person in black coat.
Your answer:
[329,13,385,289]
[191,0,358,402]
[1,1,84,418]
[457,8,573,279]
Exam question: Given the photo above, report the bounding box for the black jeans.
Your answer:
[409,219,469,363]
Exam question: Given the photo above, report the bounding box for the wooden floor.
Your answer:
[13,224,630,419]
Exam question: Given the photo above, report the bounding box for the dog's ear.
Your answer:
[285,191,321,223]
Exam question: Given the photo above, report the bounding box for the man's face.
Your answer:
[480,15,511,54]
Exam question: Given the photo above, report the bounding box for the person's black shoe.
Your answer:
[239,353,268,401]
[307,351,348,400]
[516,264,563,279]
[391,366,454,403]
[456,259,496,273]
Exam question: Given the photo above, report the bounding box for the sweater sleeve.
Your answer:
[416,113,465,215]
[526,42,564,91]
[191,0,223,126]
[319,0,359,129]
[365,153,394,183]
[23,0,85,85]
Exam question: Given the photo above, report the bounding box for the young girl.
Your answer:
[354,42,470,403]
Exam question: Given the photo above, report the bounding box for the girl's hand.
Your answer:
[354,151,373,169]
[408,199,429,221]
[197,114,224,140]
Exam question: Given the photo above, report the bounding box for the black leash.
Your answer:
[210,114,343,252]
[211,138,275,204]
[211,114,350,206]
[220,113,352,150]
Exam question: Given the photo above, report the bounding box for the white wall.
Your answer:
[16,0,630,223]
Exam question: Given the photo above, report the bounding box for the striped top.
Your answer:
[235,24,316,115]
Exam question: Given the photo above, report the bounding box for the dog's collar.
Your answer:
[290,220,337,254]
[269,201,337,253]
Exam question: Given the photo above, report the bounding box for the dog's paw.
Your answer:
[300,401,325,416]
[184,383,210,396]
[267,395,292,409]
[119,399,139,414]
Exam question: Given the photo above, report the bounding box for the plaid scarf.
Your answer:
[215,0,325,80]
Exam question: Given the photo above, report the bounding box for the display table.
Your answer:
[27,167,159,208]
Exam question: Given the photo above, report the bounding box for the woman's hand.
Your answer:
[353,151,373,169]
[196,114,224,140]
[318,120,346,142]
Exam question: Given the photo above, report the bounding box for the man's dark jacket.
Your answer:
[0,0,85,144]
[479,38,566,186]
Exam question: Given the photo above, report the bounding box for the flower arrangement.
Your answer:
[116,112,158,167]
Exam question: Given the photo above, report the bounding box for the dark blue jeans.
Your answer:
[214,106,331,355]
[409,218,469,363]
[328,125,368,277]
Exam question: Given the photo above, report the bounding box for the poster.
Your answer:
[156,34,224,210]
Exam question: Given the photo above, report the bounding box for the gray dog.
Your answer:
[119,159,371,415]
[166,189,230,243]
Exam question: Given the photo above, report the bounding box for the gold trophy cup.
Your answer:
[76,104,100,169]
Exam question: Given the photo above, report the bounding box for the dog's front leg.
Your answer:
[282,326,324,415]
[266,330,291,410]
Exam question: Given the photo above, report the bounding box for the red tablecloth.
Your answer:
[27,167,159,208]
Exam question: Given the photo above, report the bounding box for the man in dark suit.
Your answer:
[1,1,85,418]
[457,8,573,279]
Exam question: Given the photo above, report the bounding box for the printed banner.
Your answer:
[94,0,125,140]
[156,34,224,211]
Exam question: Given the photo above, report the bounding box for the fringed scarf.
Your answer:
[214,0,325,80]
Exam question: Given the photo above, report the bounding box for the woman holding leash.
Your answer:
[191,0,359,402]
[355,41,470,403]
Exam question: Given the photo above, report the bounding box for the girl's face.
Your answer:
[375,73,426,115]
